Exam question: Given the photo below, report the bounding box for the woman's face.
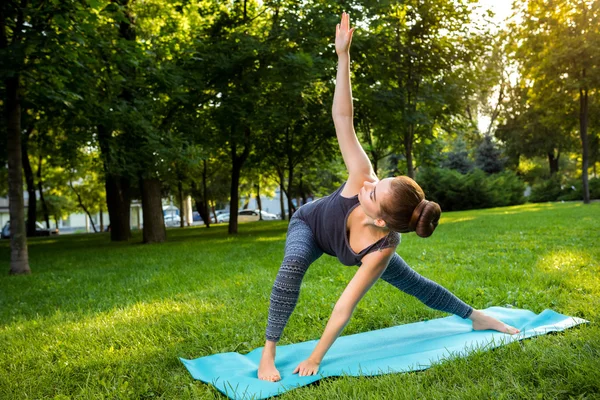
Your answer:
[358,178,392,221]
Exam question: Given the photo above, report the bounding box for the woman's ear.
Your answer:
[374,218,387,228]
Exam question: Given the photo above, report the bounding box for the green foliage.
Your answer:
[529,176,562,203]
[417,167,525,211]
[557,177,600,202]
[441,138,474,174]
[41,194,76,223]
[353,0,490,176]
[475,135,505,174]
[0,204,599,398]
[0,167,7,198]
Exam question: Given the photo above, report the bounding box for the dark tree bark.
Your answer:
[141,178,166,243]
[228,127,251,234]
[178,179,185,228]
[98,124,132,241]
[37,154,50,228]
[99,208,104,233]
[548,151,560,175]
[277,169,286,221]
[5,76,30,274]
[201,160,211,226]
[2,3,29,274]
[105,174,131,240]
[191,180,210,228]
[255,181,263,220]
[299,177,307,205]
[21,126,37,237]
[580,83,590,204]
[287,162,294,220]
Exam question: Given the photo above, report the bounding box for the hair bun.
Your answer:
[413,201,441,238]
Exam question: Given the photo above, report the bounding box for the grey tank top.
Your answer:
[294,182,400,266]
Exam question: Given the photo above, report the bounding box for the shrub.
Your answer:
[416,168,525,211]
[529,176,562,203]
[557,177,600,201]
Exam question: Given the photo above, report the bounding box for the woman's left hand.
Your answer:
[293,358,320,377]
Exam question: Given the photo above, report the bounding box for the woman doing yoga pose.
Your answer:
[257,12,519,382]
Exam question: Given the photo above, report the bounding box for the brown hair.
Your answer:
[379,176,441,238]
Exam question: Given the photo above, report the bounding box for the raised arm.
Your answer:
[293,248,394,376]
[333,13,377,193]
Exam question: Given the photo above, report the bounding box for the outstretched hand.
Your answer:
[335,12,355,55]
[293,358,320,377]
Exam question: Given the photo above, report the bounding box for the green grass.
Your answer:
[1,202,599,399]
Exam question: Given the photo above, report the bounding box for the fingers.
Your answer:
[340,11,352,32]
[297,368,317,376]
[505,324,520,335]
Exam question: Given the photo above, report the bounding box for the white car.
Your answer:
[237,209,278,222]
[216,213,230,223]
[164,214,181,227]
[259,210,278,220]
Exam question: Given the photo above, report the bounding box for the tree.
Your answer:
[475,135,505,174]
[358,0,488,178]
[496,80,578,175]
[510,0,600,203]
[442,137,474,174]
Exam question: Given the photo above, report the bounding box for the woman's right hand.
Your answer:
[335,12,355,55]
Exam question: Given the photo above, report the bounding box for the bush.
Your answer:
[557,177,600,201]
[416,168,525,211]
[529,176,562,203]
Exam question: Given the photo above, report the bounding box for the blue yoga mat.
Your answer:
[180,307,587,399]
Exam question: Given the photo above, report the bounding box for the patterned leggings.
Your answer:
[265,217,473,342]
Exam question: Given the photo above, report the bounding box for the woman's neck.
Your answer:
[352,206,389,236]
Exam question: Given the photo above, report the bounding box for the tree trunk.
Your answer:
[229,161,241,234]
[98,124,131,241]
[105,174,131,241]
[211,202,217,224]
[202,160,210,227]
[178,180,185,228]
[21,127,37,237]
[100,208,104,233]
[287,164,294,220]
[255,181,263,220]
[6,75,30,274]
[192,180,210,228]
[548,151,560,175]
[228,127,251,234]
[141,178,166,243]
[37,154,50,228]
[404,126,415,179]
[580,84,590,204]
[278,169,286,221]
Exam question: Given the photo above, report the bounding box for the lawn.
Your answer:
[1,202,599,399]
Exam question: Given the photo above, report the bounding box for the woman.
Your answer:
[258,13,519,382]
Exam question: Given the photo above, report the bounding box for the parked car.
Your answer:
[237,209,278,222]
[259,210,278,220]
[192,211,202,222]
[216,213,230,223]
[1,221,59,239]
[164,214,181,227]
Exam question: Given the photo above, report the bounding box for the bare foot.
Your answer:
[469,309,520,334]
[258,357,281,382]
